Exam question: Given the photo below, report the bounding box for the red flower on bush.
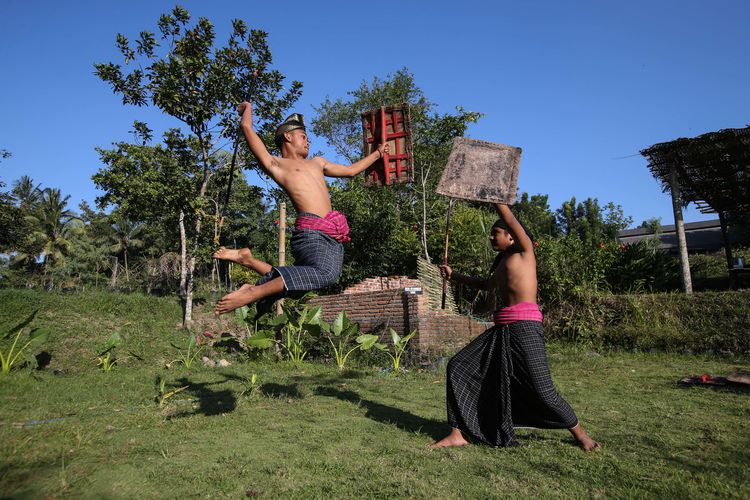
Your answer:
[203,331,215,339]
[599,242,606,249]
[533,241,540,248]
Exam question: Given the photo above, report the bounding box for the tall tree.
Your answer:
[12,175,42,212]
[22,188,80,287]
[0,154,32,253]
[312,68,481,282]
[108,212,145,286]
[514,193,558,239]
[94,6,302,327]
[556,196,631,246]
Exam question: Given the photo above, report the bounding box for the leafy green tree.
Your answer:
[556,196,631,246]
[21,188,80,287]
[639,217,663,235]
[514,193,558,238]
[0,153,31,255]
[311,68,482,283]
[94,6,302,327]
[11,176,42,212]
[58,202,112,288]
[108,213,145,286]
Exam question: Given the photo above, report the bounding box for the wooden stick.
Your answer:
[441,198,454,310]
[275,202,287,316]
[275,202,286,361]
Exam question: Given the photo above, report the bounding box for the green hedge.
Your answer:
[543,290,750,354]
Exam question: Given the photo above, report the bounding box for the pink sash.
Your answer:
[493,302,543,325]
[295,211,351,243]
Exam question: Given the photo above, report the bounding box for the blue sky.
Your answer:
[2,0,749,228]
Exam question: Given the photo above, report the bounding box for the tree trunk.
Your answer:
[181,142,212,329]
[418,164,432,262]
[669,166,692,293]
[178,209,187,298]
[111,256,118,289]
[124,249,129,283]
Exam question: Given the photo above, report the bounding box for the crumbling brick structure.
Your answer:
[309,266,491,353]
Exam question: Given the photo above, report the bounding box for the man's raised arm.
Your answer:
[238,102,278,173]
[494,203,534,254]
[322,143,390,178]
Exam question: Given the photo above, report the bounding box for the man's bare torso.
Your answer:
[270,156,332,217]
[493,252,538,306]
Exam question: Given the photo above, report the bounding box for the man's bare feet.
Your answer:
[577,435,601,452]
[215,284,256,315]
[213,247,253,266]
[428,428,469,449]
[569,424,600,452]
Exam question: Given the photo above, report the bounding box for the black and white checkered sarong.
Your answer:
[256,227,344,292]
[446,320,578,446]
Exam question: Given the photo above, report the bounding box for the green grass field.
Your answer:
[1,289,749,498]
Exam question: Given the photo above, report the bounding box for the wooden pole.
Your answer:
[441,199,454,309]
[275,202,287,315]
[274,202,286,361]
[718,211,736,289]
[669,166,692,293]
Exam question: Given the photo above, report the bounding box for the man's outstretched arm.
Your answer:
[322,143,390,178]
[238,102,278,174]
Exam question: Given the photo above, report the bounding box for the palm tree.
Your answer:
[23,188,79,286]
[108,214,145,286]
[11,175,42,212]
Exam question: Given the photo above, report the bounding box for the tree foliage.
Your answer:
[94,7,302,326]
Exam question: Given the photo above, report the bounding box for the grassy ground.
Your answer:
[1,289,749,498]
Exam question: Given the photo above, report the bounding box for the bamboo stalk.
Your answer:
[441,199,454,310]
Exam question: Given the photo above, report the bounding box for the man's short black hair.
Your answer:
[492,218,535,243]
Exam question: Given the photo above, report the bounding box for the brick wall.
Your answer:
[342,276,422,295]
[309,278,491,352]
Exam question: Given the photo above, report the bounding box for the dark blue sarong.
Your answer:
[446,320,578,447]
[255,224,343,297]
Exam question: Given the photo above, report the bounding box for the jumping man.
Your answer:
[430,203,600,451]
[214,102,388,315]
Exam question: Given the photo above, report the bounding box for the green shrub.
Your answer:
[543,289,750,354]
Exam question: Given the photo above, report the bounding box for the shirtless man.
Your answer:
[214,102,388,315]
[430,203,599,451]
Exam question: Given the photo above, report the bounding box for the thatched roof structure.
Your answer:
[640,125,750,214]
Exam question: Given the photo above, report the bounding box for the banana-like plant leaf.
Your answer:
[99,331,123,355]
[29,328,49,346]
[267,313,288,327]
[235,305,249,322]
[402,330,417,343]
[246,330,275,349]
[305,306,323,326]
[389,328,401,345]
[1,311,38,341]
[333,311,345,336]
[356,334,379,349]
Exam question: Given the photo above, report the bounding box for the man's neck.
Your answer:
[281,150,307,160]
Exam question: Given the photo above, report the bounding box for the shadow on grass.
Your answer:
[260,382,304,399]
[314,386,446,440]
[168,377,237,418]
[676,382,750,395]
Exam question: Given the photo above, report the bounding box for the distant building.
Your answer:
[617,220,729,254]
